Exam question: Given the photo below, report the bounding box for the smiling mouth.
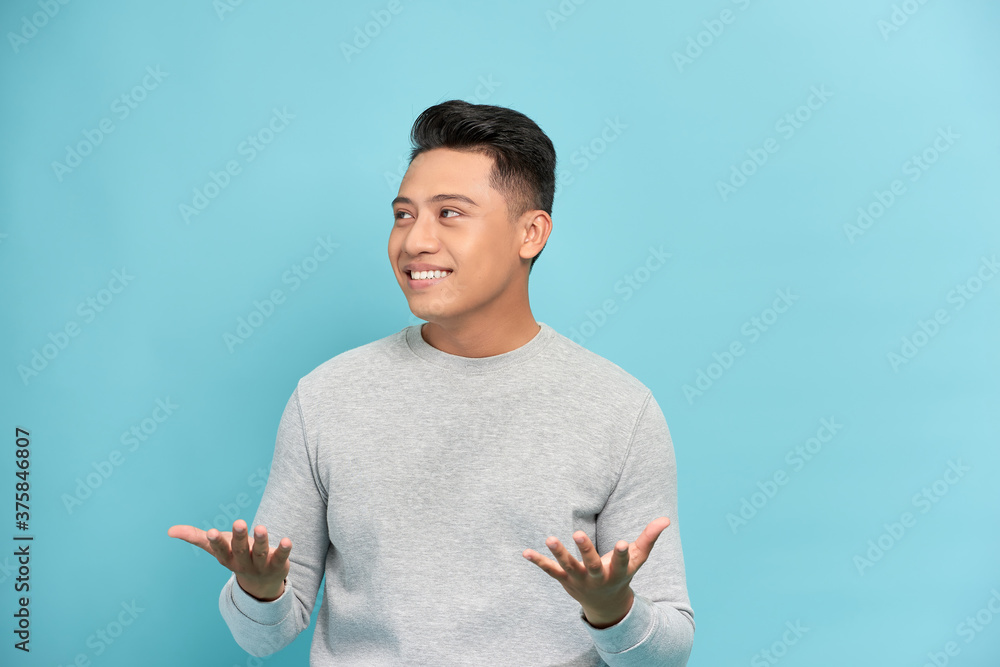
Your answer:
[406,270,452,288]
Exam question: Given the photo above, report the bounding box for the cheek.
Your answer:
[387,234,403,257]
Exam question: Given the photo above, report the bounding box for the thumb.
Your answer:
[168,525,211,551]
[635,517,671,554]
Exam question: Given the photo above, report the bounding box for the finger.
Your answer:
[206,528,233,566]
[250,525,270,565]
[547,537,584,577]
[167,525,205,549]
[522,549,567,580]
[633,517,671,564]
[572,532,604,578]
[269,537,293,571]
[608,540,630,581]
[231,521,251,569]
[167,524,190,539]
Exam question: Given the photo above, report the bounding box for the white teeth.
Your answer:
[411,270,451,280]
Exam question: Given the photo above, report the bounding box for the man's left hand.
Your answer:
[522,516,671,628]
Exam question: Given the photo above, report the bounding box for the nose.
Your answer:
[402,212,440,257]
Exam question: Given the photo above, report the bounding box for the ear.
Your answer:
[518,211,552,261]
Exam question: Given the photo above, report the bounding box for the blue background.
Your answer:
[2,0,999,665]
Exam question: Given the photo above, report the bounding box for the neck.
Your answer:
[420,309,540,358]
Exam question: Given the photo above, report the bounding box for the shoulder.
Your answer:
[542,326,653,404]
[295,327,408,398]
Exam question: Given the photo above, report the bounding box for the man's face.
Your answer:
[388,147,527,325]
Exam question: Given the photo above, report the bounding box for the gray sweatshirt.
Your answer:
[219,322,695,666]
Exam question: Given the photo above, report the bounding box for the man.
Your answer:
[169,100,695,665]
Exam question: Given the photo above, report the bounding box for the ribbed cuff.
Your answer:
[227,574,293,626]
[581,593,658,655]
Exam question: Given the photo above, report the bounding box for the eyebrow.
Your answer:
[391,193,479,208]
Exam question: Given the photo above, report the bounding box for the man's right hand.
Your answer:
[168,519,292,602]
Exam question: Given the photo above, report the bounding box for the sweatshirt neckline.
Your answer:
[405,321,554,373]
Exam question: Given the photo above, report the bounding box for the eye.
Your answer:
[394,208,461,220]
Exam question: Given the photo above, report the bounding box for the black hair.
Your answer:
[407,99,556,271]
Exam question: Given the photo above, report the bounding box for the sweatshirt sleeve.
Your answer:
[218,384,331,657]
[581,391,695,666]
